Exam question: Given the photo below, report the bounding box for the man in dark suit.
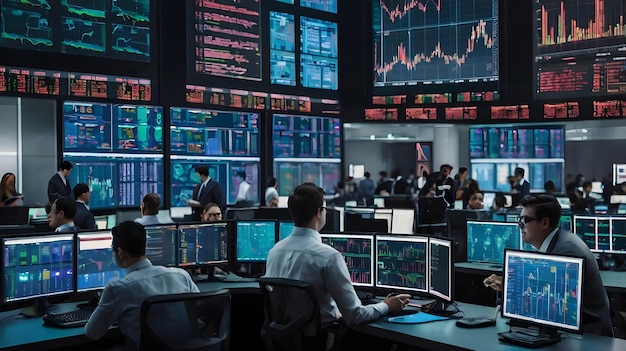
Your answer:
[435,164,456,208]
[48,197,82,233]
[512,167,530,199]
[484,194,613,336]
[188,165,225,221]
[48,161,73,202]
[73,183,96,230]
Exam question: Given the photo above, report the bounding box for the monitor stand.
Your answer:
[422,299,460,316]
[76,291,102,311]
[498,325,561,348]
[21,297,54,317]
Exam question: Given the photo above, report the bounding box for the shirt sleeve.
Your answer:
[84,284,124,340]
[324,251,386,326]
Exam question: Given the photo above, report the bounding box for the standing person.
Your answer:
[483,194,613,336]
[358,171,375,206]
[234,170,254,207]
[435,164,456,208]
[375,171,393,195]
[264,177,279,207]
[188,165,225,221]
[454,166,469,189]
[84,221,200,349]
[513,167,530,199]
[48,161,73,202]
[73,183,96,230]
[264,183,411,341]
[48,197,81,232]
[0,172,23,206]
[136,193,162,226]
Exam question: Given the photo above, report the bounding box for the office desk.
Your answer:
[0,280,261,351]
[351,303,626,351]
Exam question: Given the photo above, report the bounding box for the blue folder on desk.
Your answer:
[386,312,450,324]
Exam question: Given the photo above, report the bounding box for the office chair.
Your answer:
[139,289,231,351]
[259,277,325,351]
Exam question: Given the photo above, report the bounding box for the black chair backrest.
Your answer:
[259,277,323,351]
[139,289,231,351]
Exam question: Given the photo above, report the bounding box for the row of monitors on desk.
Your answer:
[0,219,290,304]
[321,233,454,303]
[573,215,626,253]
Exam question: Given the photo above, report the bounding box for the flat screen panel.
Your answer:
[466,220,521,265]
[77,231,126,292]
[270,11,296,86]
[429,237,453,302]
[235,220,277,262]
[321,233,374,287]
[145,225,177,267]
[376,235,427,293]
[177,223,229,266]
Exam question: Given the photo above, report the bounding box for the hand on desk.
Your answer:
[383,294,412,314]
[483,274,503,291]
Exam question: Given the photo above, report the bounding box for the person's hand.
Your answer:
[382,293,412,314]
[483,274,503,291]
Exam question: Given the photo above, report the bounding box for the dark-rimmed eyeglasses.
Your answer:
[517,216,539,227]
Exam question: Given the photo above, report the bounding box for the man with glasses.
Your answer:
[201,202,222,221]
[483,194,613,336]
[264,182,411,349]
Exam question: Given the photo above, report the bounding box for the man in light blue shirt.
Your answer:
[264,182,410,331]
[85,221,199,349]
[136,193,162,226]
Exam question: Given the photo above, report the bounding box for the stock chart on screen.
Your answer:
[373,0,499,87]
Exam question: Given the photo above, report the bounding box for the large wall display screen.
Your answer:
[189,0,261,81]
[534,0,626,99]
[372,0,499,88]
[0,0,151,62]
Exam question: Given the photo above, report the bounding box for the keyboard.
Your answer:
[43,309,93,328]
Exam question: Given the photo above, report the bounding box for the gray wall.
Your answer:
[0,97,57,206]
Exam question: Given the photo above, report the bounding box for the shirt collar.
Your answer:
[76,200,89,210]
[127,258,152,273]
[57,171,67,184]
[55,221,76,232]
[538,227,559,252]
[291,226,321,242]
[202,178,211,186]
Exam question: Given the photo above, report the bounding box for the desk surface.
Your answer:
[352,303,626,351]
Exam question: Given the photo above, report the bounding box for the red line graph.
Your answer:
[375,19,493,74]
[380,0,441,23]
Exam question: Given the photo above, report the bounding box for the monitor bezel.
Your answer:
[2,232,75,303]
[375,234,428,293]
[466,219,522,265]
[320,232,375,288]
[501,249,584,334]
[234,219,278,263]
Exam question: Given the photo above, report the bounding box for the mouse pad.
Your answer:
[386,312,450,324]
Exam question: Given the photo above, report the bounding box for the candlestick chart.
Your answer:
[373,0,499,87]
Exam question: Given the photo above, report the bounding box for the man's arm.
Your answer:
[84,286,122,340]
[47,176,60,202]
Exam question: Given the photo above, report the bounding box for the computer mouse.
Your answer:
[455,317,496,328]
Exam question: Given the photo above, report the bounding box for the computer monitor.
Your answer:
[502,249,584,337]
[373,197,385,208]
[76,231,126,292]
[321,233,374,287]
[429,236,454,302]
[618,204,626,215]
[278,220,295,241]
[170,206,192,219]
[28,207,48,221]
[0,206,30,225]
[144,225,178,267]
[178,222,229,266]
[482,192,496,209]
[375,235,428,293]
[391,208,415,234]
[611,217,626,252]
[417,197,447,225]
[277,196,289,207]
[504,195,513,208]
[234,220,277,263]
[556,196,570,210]
[466,220,521,266]
[610,195,626,204]
[591,181,604,194]
[573,215,598,251]
[2,233,74,302]
[94,216,109,230]
[374,209,392,233]
[558,214,573,232]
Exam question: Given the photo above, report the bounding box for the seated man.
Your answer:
[136,193,161,226]
[466,192,484,210]
[85,221,199,349]
[201,202,222,222]
[48,197,81,232]
[483,194,613,336]
[264,182,410,346]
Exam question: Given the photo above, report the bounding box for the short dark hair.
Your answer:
[364,171,370,178]
[112,221,146,257]
[195,165,209,177]
[582,181,592,189]
[440,164,453,172]
[267,176,277,188]
[288,183,325,227]
[59,161,72,171]
[494,192,506,208]
[379,171,387,178]
[544,180,556,191]
[237,170,247,180]
[459,167,468,174]
[142,193,160,215]
[515,167,525,177]
[54,197,76,219]
[73,183,90,200]
[519,194,561,230]
[203,202,219,212]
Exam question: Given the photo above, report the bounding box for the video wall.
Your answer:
[0,0,152,62]
[170,107,261,206]
[63,101,163,209]
[273,114,341,195]
[372,0,499,90]
[188,0,339,91]
[533,0,626,99]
